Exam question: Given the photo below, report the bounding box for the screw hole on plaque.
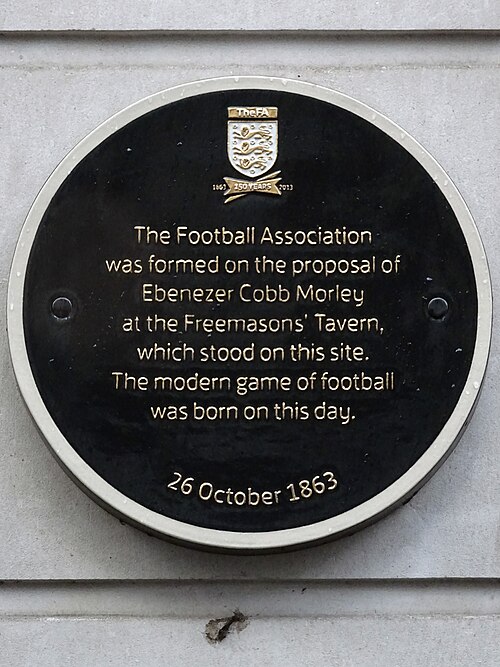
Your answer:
[51,296,73,320]
[428,296,449,320]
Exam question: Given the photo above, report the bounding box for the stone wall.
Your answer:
[1,4,499,664]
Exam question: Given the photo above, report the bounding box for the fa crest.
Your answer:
[224,106,282,203]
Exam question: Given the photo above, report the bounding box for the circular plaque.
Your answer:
[8,77,491,553]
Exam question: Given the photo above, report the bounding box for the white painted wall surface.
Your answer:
[0,3,498,663]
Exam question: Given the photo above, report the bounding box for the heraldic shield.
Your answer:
[227,106,278,177]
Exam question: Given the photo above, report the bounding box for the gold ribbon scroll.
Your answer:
[224,171,282,204]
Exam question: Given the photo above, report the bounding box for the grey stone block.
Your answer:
[0,0,498,31]
[0,34,498,579]
[2,614,500,666]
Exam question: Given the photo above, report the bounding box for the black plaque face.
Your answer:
[8,78,491,552]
